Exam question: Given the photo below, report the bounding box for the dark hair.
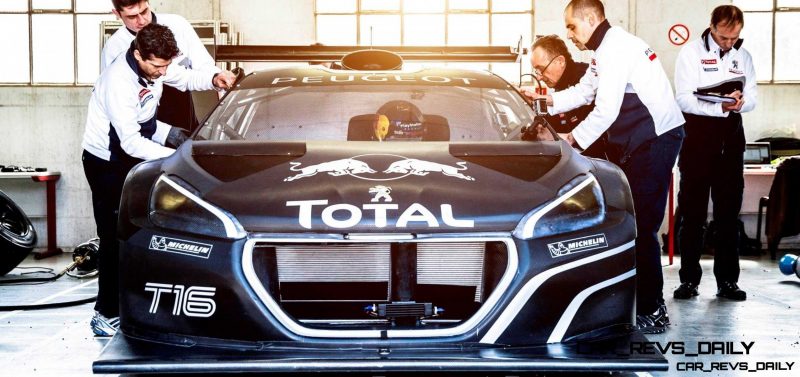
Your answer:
[135,23,179,61]
[711,5,744,28]
[532,35,573,63]
[112,0,145,12]
[566,0,606,19]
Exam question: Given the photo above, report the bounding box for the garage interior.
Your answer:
[1,0,799,376]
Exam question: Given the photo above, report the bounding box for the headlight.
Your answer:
[149,175,246,239]
[513,174,605,240]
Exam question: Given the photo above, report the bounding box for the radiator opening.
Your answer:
[251,240,508,330]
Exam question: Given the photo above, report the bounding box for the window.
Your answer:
[734,0,800,82]
[315,0,533,84]
[0,0,114,85]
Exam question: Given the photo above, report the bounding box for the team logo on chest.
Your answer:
[139,88,154,107]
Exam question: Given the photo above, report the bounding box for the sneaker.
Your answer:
[636,304,670,334]
[716,281,746,301]
[673,282,699,299]
[90,312,119,337]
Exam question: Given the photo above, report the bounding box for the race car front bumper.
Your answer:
[93,331,667,374]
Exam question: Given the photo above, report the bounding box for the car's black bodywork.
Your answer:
[95,63,666,373]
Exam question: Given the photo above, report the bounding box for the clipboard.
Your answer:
[693,76,745,103]
[693,93,736,103]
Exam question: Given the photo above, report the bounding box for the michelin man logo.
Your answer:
[547,242,570,257]
[150,236,168,251]
[369,185,392,202]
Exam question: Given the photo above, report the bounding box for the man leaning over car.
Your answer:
[523,0,685,334]
[82,23,231,337]
[102,0,236,132]
[524,35,606,159]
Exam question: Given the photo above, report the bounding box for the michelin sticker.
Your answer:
[547,234,608,258]
[150,236,213,259]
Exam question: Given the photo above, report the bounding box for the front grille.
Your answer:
[249,239,509,329]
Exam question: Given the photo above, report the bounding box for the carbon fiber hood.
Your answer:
[161,140,589,233]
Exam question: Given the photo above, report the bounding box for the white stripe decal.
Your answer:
[479,239,635,344]
[242,236,518,339]
[547,268,636,343]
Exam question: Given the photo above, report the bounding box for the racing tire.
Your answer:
[0,190,37,276]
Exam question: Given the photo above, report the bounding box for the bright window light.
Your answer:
[361,0,399,11]
[317,0,357,13]
[448,14,489,46]
[404,15,445,46]
[0,0,27,11]
[449,0,488,11]
[32,0,71,10]
[360,15,401,45]
[76,0,113,12]
[774,12,800,81]
[492,0,532,12]
[32,14,74,83]
[0,15,30,83]
[317,15,358,45]
[77,14,115,84]
[405,0,445,13]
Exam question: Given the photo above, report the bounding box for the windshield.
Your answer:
[197,84,535,142]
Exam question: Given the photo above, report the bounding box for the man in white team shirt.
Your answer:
[524,0,685,334]
[103,0,236,132]
[83,23,227,337]
[672,5,757,302]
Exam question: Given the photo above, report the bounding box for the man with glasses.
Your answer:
[526,35,605,158]
[672,5,757,302]
[103,0,236,132]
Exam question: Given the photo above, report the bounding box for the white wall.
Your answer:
[0,0,797,250]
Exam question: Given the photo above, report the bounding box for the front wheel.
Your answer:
[0,190,37,276]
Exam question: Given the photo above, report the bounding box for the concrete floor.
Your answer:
[0,251,798,377]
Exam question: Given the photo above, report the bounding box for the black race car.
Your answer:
[95,51,666,373]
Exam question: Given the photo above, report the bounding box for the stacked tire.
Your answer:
[0,190,37,276]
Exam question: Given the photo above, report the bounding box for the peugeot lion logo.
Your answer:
[284,155,475,182]
[369,185,392,202]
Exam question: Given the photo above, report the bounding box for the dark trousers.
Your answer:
[615,127,684,314]
[83,150,136,318]
[677,113,744,286]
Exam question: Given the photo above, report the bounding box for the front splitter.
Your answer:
[93,331,667,374]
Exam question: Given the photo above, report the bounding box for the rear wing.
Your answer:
[215,45,526,63]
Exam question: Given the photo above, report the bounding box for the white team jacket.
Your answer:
[82,49,215,162]
[674,29,757,117]
[550,25,684,150]
[101,12,220,77]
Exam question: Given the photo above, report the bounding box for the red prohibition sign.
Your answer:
[669,24,690,46]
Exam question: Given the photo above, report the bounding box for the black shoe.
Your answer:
[636,304,669,334]
[673,282,699,299]
[716,281,746,301]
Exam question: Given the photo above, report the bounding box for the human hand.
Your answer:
[726,90,742,100]
[212,70,237,90]
[558,132,577,146]
[722,97,744,112]
[522,121,555,141]
[166,127,190,148]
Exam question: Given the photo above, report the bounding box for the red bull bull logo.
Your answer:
[284,155,475,182]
